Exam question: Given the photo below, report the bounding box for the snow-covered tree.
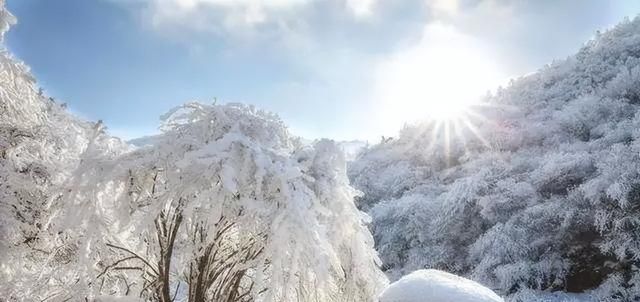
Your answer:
[49,103,386,301]
[0,1,129,298]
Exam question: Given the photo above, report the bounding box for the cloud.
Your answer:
[139,0,380,36]
[428,0,459,16]
[148,0,304,30]
[105,0,640,140]
[345,0,377,18]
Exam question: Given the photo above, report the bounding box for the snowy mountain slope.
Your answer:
[350,16,640,302]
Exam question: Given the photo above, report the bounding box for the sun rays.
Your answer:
[372,23,508,144]
[403,102,500,168]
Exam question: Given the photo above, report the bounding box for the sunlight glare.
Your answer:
[373,23,506,133]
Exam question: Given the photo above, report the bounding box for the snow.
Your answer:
[511,291,595,302]
[379,269,503,302]
[93,296,143,302]
[126,134,162,147]
[338,139,368,161]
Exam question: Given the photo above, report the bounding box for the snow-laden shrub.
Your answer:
[0,1,130,298]
[50,103,387,301]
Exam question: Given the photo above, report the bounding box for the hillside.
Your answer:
[349,15,640,302]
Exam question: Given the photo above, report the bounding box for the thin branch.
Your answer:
[113,266,145,272]
[96,256,137,279]
[106,243,159,276]
[171,282,181,302]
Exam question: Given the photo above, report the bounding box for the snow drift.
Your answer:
[379,269,503,302]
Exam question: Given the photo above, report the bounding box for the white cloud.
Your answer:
[106,0,639,140]
[346,0,377,18]
[125,0,515,139]
[148,0,295,29]
[141,0,379,35]
[427,0,459,16]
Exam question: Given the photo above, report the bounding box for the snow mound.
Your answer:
[379,269,503,302]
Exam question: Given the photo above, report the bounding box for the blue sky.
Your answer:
[6,0,640,141]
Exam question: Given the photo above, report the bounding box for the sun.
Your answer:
[422,98,474,122]
[373,23,506,132]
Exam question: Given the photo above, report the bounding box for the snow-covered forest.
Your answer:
[350,15,640,302]
[3,0,640,301]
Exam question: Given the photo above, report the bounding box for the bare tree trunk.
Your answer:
[187,216,265,302]
[98,197,267,302]
[154,198,184,302]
